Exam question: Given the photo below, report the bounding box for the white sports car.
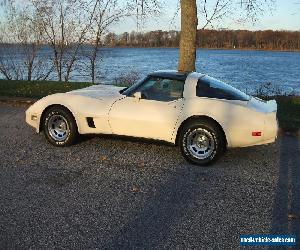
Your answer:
[26,71,278,165]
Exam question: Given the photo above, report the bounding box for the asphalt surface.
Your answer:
[0,103,299,249]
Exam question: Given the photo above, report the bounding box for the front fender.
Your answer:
[25,93,83,133]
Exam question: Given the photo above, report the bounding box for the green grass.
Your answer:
[0,79,92,99]
[0,79,299,131]
[257,95,300,131]
[275,96,300,131]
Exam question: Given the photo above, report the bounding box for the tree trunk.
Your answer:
[91,32,101,84]
[90,49,97,84]
[27,61,33,81]
[178,0,197,72]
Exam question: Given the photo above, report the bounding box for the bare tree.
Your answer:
[85,0,160,83]
[85,0,126,83]
[177,0,275,72]
[178,0,198,72]
[0,46,24,80]
[127,0,161,29]
[199,0,231,29]
[0,0,9,6]
[1,0,161,83]
[0,1,51,81]
[31,0,99,82]
[132,0,274,72]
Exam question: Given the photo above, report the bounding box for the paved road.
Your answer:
[0,103,299,249]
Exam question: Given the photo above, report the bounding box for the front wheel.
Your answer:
[179,119,226,166]
[43,106,78,147]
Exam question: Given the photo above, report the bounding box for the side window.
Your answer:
[134,77,184,102]
[196,76,249,101]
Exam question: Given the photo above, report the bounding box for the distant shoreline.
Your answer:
[1,43,300,52]
[101,46,300,52]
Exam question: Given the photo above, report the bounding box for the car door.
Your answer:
[108,76,185,142]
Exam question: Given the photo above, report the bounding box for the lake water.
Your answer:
[3,47,300,94]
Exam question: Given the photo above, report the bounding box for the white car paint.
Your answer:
[26,72,278,147]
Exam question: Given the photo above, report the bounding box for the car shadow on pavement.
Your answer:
[98,133,300,249]
[270,132,300,249]
[78,133,176,147]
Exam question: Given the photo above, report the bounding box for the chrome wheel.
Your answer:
[47,114,70,141]
[186,128,215,159]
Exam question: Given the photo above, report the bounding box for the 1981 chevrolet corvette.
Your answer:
[26,71,278,165]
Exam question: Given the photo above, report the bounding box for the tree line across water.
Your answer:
[104,29,300,51]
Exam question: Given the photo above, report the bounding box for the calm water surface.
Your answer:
[92,48,300,94]
[4,47,300,94]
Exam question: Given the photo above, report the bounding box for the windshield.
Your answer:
[122,76,148,96]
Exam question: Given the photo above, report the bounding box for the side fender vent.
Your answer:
[86,117,96,128]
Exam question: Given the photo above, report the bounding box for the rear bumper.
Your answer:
[263,111,278,142]
[226,110,278,148]
[230,98,278,147]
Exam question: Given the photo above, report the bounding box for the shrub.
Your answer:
[113,71,141,88]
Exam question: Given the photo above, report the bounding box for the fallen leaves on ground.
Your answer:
[131,186,140,193]
[100,155,108,161]
[288,213,298,220]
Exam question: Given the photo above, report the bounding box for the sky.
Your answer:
[0,0,299,33]
[112,0,300,33]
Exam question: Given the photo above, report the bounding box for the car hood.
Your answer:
[68,84,125,99]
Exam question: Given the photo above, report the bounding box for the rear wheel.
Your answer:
[179,119,226,166]
[43,106,78,146]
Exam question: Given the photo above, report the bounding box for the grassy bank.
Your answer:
[274,96,300,131]
[0,79,299,131]
[0,80,92,99]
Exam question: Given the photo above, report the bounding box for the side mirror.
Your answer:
[133,91,142,99]
[119,87,128,94]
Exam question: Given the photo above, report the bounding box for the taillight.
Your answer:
[252,131,262,136]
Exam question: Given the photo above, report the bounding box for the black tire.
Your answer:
[43,106,78,147]
[179,119,226,166]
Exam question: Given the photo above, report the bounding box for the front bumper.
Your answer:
[25,109,41,133]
